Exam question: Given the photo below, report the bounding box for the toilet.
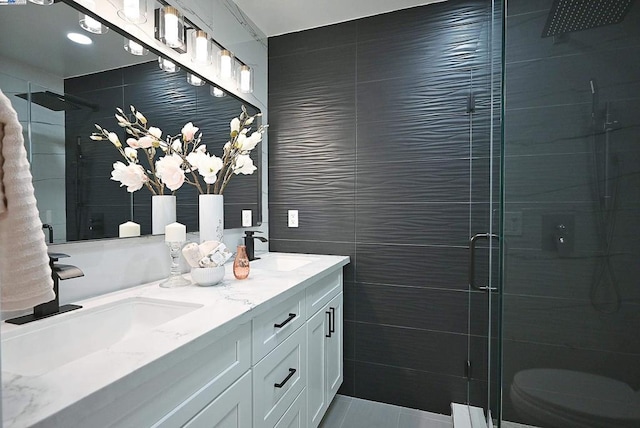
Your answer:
[510,368,640,428]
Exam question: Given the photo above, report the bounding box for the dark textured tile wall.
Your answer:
[269,0,498,414]
[64,62,259,240]
[501,0,640,424]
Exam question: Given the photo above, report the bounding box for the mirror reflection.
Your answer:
[0,0,261,243]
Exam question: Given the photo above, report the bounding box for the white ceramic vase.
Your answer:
[152,195,176,235]
[199,194,224,243]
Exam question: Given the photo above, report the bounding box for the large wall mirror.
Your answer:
[0,0,262,243]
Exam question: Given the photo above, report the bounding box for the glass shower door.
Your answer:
[466,0,503,426]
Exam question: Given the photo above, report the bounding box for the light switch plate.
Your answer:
[288,210,298,228]
[242,210,252,227]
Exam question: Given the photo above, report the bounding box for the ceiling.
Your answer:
[0,2,151,80]
[232,0,446,37]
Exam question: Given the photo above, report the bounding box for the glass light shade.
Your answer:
[124,38,148,56]
[187,74,205,87]
[191,30,211,65]
[210,86,226,97]
[158,57,179,73]
[28,0,54,5]
[237,65,253,93]
[158,6,185,49]
[218,49,235,81]
[79,12,108,34]
[117,0,147,24]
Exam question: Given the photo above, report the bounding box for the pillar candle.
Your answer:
[119,221,140,238]
[165,222,186,242]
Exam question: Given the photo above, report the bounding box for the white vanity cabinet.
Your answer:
[2,253,348,428]
[306,275,344,428]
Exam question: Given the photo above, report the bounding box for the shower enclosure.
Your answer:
[481,0,640,426]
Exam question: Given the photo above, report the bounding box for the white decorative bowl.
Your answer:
[191,266,225,286]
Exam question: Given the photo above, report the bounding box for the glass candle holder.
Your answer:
[160,241,191,288]
[233,245,250,280]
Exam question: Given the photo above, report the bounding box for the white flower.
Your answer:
[230,117,240,134]
[186,150,207,170]
[198,155,224,184]
[108,132,121,148]
[245,116,254,126]
[148,126,162,139]
[236,131,262,151]
[181,122,199,142]
[196,144,207,153]
[111,161,147,192]
[135,111,147,124]
[155,154,185,191]
[233,154,257,175]
[171,140,182,153]
[139,136,154,148]
[115,114,129,125]
[124,147,138,162]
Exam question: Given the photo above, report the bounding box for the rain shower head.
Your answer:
[15,91,98,112]
[542,0,634,38]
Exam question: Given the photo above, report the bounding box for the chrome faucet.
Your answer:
[244,231,268,261]
[6,253,84,325]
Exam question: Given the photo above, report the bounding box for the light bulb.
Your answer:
[194,31,209,64]
[124,0,139,21]
[187,74,204,86]
[220,50,233,79]
[211,87,225,97]
[164,10,179,46]
[239,65,252,93]
[158,57,179,73]
[80,13,107,34]
[124,39,147,56]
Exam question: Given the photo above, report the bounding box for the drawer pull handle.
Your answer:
[274,313,296,329]
[325,311,332,338]
[329,307,336,334]
[274,368,296,388]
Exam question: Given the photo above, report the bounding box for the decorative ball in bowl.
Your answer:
[191,266,225,286]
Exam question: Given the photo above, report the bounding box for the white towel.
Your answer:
[0,89,55,311]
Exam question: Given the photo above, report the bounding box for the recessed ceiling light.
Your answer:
[67,32,92,45]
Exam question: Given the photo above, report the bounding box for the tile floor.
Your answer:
[319,395,452,428]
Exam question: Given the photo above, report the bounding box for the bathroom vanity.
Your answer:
[1,252,349,428]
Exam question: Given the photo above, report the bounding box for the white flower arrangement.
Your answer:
[91,105,267,195]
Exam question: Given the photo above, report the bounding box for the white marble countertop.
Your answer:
[1,252,349,428]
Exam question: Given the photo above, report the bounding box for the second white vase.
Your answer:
[152,195,176,235]
[199,194,224,243]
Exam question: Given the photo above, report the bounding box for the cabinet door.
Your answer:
[325,293,343,402]
[183,371,252,428]
[306,306,328,428]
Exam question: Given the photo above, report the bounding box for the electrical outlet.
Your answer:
[242,210,252,227]
[288,210,298,228]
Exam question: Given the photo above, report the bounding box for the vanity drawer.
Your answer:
[253,325,307,428]
[149,324,251,428]
[274,388,307,428]
[182,371,252,428]
[253,291,306,363]
[305,271,342,319]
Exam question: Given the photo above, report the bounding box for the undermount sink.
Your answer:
[2,297,202,377]
[250,253,317,271]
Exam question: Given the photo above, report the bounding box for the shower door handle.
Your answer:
[469,233,499,292]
